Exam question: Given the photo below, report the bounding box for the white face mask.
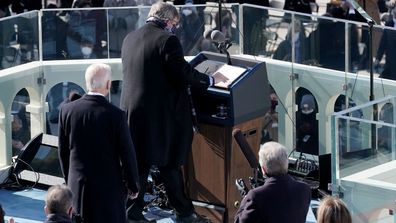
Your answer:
[81,46,92,56]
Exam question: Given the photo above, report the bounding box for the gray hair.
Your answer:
[259,142,289,176]
[85,63,112,91]
[148,1,179,21]
[45,184,73,214]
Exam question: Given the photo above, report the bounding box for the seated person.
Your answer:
[234,141,311,223]
[11,114,30,156]
[44,184,74,223]
[316,196,351,223]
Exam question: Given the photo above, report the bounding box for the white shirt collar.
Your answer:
[87,91,105,97]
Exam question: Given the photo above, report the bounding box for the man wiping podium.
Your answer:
[120,2,219,222]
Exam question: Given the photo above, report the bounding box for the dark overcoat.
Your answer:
[376,20,396,80]
[120,22,210,167]
[234,174,311,223]
[58,94,139,223]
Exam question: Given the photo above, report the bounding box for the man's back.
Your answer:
[235,174,311,223]
[59,94,138,223]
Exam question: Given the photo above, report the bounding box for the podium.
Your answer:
[185,52,270,222]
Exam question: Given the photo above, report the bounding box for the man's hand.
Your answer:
[212,72,229,84]
[128,191,139,199]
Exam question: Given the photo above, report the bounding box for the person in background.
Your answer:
[11,113,30,156]
[273,19,308,63]
[375,7,396,80]
[234,141,311,223]
[316,196,352,223]
[58,63,140,223]
[44,185,74,223]
[260,91,278,144]
[296,93,319,155]
[103,0,139,58]
[121,2,217,222]
[0,204,14,223]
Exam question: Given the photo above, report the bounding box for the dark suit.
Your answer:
[234,175,311,223]
[58,94,139,223]
[376,20,396,80]
[120,21,210,216]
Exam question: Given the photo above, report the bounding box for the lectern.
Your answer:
[185,51,270,223]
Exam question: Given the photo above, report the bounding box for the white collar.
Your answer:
[87,91,105,97]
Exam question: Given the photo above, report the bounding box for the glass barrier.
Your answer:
[107,7,141,58]
[0,11,39,70]
[192,3,240,55]
[47,8,109,59]
[241,4,269,56]
[332,96,396,222]
[2,5,396,82]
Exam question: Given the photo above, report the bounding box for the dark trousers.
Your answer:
[127,164,194,218]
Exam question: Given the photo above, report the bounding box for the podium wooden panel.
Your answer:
[185,117,263,223]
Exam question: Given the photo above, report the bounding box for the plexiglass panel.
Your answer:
[42,8,108,60]
[0,11,39,70]
[332,96,396,223]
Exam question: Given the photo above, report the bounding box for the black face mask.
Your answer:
[146,17,176,34]
[271,100,278,111]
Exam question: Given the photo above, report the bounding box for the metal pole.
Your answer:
[368,22,378,152]
[218,0,222,32]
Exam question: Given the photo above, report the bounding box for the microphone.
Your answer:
[203,29,213,40]
[210,30,228,43]
[232,128,260,169]
[208,30,232,65]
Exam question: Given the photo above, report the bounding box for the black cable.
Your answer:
[8,158,40,190]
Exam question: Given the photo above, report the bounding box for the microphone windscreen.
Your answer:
[210,30,226,43]
[232,128,260,169]
[203,29,213,39]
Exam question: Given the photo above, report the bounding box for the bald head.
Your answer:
[85,63,112,95]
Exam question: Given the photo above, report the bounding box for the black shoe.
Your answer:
[175,213,211,223]
[128,219,156,223]
[128,211,156,223]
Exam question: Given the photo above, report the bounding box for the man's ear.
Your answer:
[261,166,266,175]
[107,80,112,91]
[68,206,73,218]
[44,205,49,215]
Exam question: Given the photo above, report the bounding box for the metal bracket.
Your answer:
[289,73,299,81]
[37,72,46,85]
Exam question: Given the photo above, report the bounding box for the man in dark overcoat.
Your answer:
[120,2,215,223]
[375,7,396,80]
[234,142,311,223]
[58,63,140,223]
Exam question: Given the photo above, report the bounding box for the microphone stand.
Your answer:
[368,21,378,152]
[218,0,222,31]
[217,42,232,65]
[347,0,377,151]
